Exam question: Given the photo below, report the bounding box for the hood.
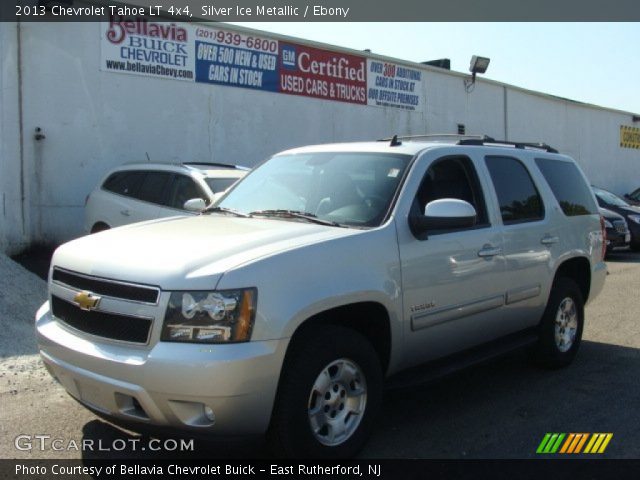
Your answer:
[53,215,357,290]
[599,207,623,221]
[620,205,640,215]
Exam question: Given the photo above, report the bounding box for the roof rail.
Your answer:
[182,162,251,171]
[456,138,558,153]
[377,133,558,153]
[377,134,493,143]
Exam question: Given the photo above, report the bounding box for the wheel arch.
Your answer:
[90,222,111,233]
[552,256,591,303]
[285,301,393,375]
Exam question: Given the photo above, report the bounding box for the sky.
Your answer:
[230,22,640,114]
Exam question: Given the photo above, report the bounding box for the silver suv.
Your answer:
[84,162,248,233]
[37,135,607,457]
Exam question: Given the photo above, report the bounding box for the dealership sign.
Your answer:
[279,43,367,104]
[101,17,195,81]
[194,25,279,91]
[101,17,424,110]
[367,60,423,111]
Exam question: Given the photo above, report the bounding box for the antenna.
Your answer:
[389,135,402,147]
[145,152,151,162]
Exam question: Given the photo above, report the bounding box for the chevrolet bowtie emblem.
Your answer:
[74,291,101,311]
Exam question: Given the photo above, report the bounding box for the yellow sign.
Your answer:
[620,125,640,149]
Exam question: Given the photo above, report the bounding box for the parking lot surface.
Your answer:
[1,251,639,459]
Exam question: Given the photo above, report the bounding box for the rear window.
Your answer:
[535,159,597,216]
[102,171,146,197]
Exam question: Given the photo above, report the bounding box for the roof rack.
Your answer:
[457,138,558,153]
[378,134,492,143]
[182,162,251,171]
[377,134,558,153]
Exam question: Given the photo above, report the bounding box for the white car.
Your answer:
[84,162,248,233]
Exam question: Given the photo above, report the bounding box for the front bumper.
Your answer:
[605,227,630,250]
[36,302,288,436]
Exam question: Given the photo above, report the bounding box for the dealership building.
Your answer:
[1,13,639,255]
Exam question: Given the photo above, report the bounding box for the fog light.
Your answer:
[204,406,215,422]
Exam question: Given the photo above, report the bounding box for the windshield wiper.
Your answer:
[248,209,344,227]
[205,206,251,218]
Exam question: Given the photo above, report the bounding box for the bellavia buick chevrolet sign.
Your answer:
[101,15,424,111]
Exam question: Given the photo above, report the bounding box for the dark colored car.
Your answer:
[624,187,640,206]
[599,207,630,256]
[593,186,640,251]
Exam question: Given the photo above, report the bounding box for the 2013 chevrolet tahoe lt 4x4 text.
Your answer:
[36,135,607,457]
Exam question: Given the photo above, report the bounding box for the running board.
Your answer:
[386,329,539,390]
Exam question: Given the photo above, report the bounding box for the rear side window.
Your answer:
[102,171,146,198]
[486,156,544,224]
[535,158,597,216]
[134,172,172,205]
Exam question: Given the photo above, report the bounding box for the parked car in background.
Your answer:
[624,187,640,206]
[593,186,640,251]
[85,162,248,233]
[599,207,630,256]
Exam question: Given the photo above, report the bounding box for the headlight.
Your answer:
[162,288,256,343]
[627,214,640,225]
[603,219,613,228]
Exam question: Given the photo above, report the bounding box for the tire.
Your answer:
[532,277,584,369]
[631,242,640,252]
[268,325,383,458]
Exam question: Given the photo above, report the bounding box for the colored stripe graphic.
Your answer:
[537,433,565,453]
[538,433,613,454]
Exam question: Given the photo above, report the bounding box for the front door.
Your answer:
[397,153,507,369]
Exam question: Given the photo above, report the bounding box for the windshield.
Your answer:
[593,187,629,207]
[216,152,412,227]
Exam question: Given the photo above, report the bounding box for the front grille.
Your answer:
[613,220,628,234]
[51,295,152,344]
[52,268,159,304]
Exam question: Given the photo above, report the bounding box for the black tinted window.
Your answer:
[169,175,205,209]
[536,159,597,216]
[134,172,172,205]
[414,156,489,232]
[486,156,544,224]
[102,171,146,197]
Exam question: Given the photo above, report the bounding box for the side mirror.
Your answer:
[410,198,477,235]
[183,198,207,212]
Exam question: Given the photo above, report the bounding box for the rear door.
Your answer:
[483,154,552,329]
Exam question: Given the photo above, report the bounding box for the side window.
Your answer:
[535,158,597,216]
[205,177,239,194]
[485,156,544,224]
[102,171,146,198]
[413,156,489,234]
[168,175,205,210]
[133,172,172,206]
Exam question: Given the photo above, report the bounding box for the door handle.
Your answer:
[541,235,559,245]
[478,246,502,257]
[120,209,131,217]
